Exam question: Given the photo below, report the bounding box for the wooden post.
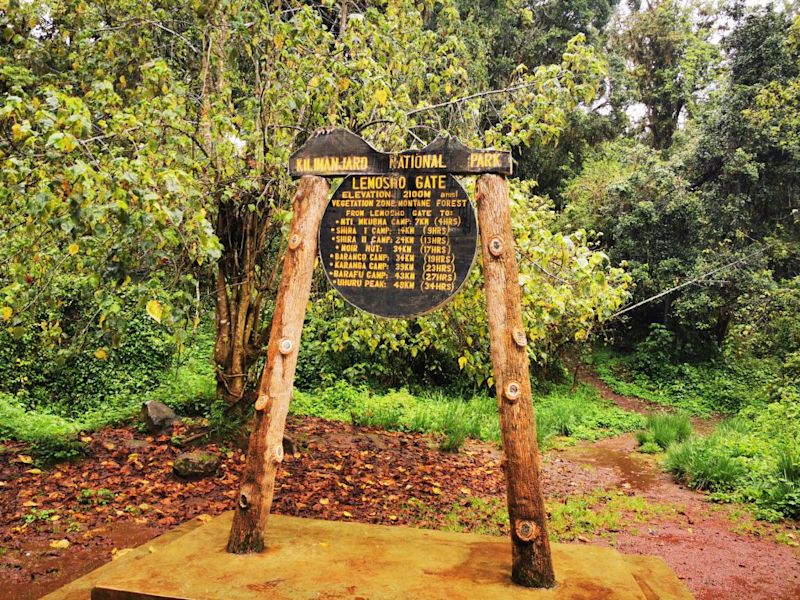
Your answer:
[227,175,329,553]
[476,174,556,588]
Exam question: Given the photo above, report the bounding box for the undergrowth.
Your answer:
[0,328,215,453]
[292,381,644,450]
[592,348,775,416]
[665,391,800,520]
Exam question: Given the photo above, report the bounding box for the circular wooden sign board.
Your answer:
[319,173,477,318]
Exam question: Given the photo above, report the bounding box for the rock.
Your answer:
[141,400,176,433]
[173,451,221,479]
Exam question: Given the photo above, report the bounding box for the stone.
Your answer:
[141,400,177,433]
[173,451,221,479]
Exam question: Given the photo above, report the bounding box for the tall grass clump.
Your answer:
[664,393,800,520]
[636,413,692,452]
[665,438,745,491]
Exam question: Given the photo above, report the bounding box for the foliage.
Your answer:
[298,180,630,391]
[1,0,609,407]
[593,348,776,415]
[0,300,174,416]
[742,15,800,158]
[665,392,800,519]
[29,436,88,466]
[0,325,215,443]
[292,381,644,451]
[636,413,692,451]
[610,0,718,149]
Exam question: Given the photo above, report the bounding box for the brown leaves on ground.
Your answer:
[0,416,511,598]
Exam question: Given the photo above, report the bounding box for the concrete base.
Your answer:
[44,512,692,600]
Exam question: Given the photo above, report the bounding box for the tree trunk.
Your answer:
[227,175,329,553]
[476,174,556,588]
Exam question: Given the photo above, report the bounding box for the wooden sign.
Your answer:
[289,129,512,177]
[319,173,477,317]
[230,129,554,591]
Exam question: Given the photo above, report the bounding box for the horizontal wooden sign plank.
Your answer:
[289,129,512,178]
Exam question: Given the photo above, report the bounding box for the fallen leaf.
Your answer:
[197,514,213,523]
[319,498,329,505]
[17,455,33,464]
[49,539,70,549]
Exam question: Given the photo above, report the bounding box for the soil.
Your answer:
[1,376,798,600]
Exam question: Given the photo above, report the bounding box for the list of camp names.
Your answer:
[318,173,477,318]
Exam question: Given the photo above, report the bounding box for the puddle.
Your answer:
[566,438,661,492]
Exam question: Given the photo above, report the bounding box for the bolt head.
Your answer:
[278,338,293,355]
[504,381,521,402]
[488,236,504,257]
[515,519,537,542]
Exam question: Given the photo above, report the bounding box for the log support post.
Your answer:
[476,174,556,588]
[227,175,329,553]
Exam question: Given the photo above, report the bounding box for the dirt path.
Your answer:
[576,364,721,433]
[558,435,800,599]
[1,415,798,599]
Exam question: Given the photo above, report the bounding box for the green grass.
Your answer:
[0,331,215,445]
[664,393,800,520]
[405,490,675,542]
[292,381,644,451]
[636,413,693,451]
[591,349,775,416]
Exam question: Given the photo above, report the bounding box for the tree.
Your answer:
[2,0,609,407]
[613,0,717,149]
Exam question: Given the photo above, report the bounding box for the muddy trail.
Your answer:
[1,411,798,599]
[575,364,720,433]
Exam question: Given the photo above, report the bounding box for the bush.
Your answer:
[593,348,776,415]
[0,326,216,447]
[0,304,174,418]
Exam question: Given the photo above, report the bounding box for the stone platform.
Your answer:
[44,512,692,600]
